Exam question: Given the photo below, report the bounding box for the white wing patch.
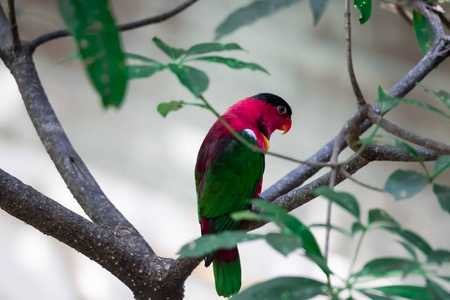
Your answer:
[243,128,257,140]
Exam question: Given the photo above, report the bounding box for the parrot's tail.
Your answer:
[213,248,241,297]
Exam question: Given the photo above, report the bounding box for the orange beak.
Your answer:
[280,118,291,135]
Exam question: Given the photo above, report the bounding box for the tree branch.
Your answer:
[0,2,12,50]
[345,0,366,107]
[367,106,450,154]
[0,167,189,300]
[396,5,412,26]
[7,0,20,54]
[261,2,450,203]
[29,0,199,51]
[1,43,154,257]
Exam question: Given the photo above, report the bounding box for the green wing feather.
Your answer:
[196,130,264,231]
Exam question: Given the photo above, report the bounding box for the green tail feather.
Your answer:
[213,259,241,297]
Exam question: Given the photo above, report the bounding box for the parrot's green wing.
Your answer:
[196,129,265,232]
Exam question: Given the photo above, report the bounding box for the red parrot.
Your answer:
[195,93,292,297]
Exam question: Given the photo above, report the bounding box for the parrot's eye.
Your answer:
[277,105,287,114]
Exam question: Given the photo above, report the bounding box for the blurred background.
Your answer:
[0,0,449,299]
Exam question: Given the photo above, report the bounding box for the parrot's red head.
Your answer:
[224,93,291,136]
[251,93,292,136]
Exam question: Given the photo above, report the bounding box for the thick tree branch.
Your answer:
[29,0,199,51]
[0,43,154,257]
[0,168,188,300]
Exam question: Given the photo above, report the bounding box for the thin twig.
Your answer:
[437,11,450,30]
[348,230,366,276]
[340,167,384,192]
[367,106,450,154]
[345,0,366,107]
[324,121,346,262]
[396,5,412,26]
[7,0,20,54]
[30,0,198,51]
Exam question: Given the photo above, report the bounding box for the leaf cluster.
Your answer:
[180,187,450,299]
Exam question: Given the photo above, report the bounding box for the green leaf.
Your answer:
[368,208,400,227]
[233,206,331,275]
[251,200,332,275]
[314,187,360,219]
[177,231,263,257]
[400,98,450,119]
[352,257,421,280]
[59,51,164,66]
[125,53,163,65]
[215,0,302,40]
[354,0,372,24]
[231,210,273,223]
[415,83,450,110]
[190,56,269,74]
[372,286,432,300]
[431,155,450,181]
[230,277,327,300]
[398,241,418,260]
[359,290,396,300]
[157,101,184,118]
[168,64,209,98]
[369,212,432,256]
[309,0,330,25]
[306,253,333,277]
[386,226,433,256]
[309,223,351,237]
[152,36,186,60]
[436,275,450,283]
[351,222,366,236]
[251,200,323,259]
[394,141,424,163]
[394,140,429,177]
[377,86,446,118]
[413,10,435,56]
[56,51,81,64]
[57,0,127,107]
[433,184,450,214]
[435,89,450,109]
[427,249,450,265]
[265,233,302,256]
[185,42,244,56]
[384,169,429,200]
[427,279,450,299]
[378,86,400,114]
[127,65,166,80]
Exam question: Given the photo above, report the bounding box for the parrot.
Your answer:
[195,93,292,297]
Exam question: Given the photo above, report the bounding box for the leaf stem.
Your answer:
[348,229,366,277]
